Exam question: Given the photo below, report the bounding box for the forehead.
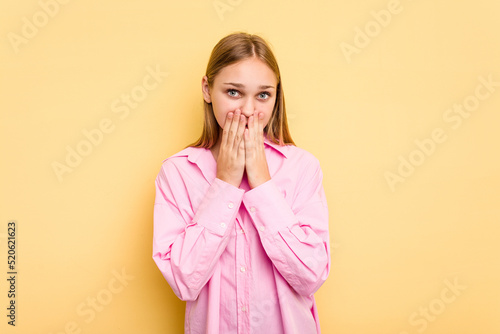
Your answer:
[214,57,277,85]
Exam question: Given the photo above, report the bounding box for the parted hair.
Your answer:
[187,32,295,148]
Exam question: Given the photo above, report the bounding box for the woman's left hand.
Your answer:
[244,112,271,189]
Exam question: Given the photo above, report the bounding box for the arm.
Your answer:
[242,158,330,296]
[153,161,244,301]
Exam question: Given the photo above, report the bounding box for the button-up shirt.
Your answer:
[153,136,330,334]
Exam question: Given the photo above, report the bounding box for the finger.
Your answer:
[227,109,241,148]
[232,113,246,151]
[243,127,249,141]
[248,114,257,141]
[221,111,234,147]
[243,125,251,149]
[239,129,246,157]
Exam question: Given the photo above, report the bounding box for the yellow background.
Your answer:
[1,0,499,333]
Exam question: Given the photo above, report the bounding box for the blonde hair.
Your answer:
[187,32,295,148]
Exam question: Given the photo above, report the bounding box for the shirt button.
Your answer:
[241,306,247,312]
[240,229,245,234]
[220,223,226,228]
[240,266,246,273]
[228,202,234,209]
[259,226,265,232]
[249,207,256,213]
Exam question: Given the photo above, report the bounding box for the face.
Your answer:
[202,57,277,131]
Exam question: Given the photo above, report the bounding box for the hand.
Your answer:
[215,109,246,188]
[244,112,271,189]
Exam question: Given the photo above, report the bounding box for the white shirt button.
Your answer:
[220,223,226,228]
[240,229,245,234]
[241,306,247,312]
[259,226,265,232]
[249,207,256,212]
[228,202,234,209]
[240,266,246,272]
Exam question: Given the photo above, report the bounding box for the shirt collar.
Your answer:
[262,135,288,159]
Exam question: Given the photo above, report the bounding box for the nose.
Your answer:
[240,98,255,118]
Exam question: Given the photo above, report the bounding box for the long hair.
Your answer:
[187,32,295,148]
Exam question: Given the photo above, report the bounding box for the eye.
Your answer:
[258,92,271,100]
[227,89,240,98]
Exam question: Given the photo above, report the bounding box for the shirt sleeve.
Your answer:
[152,160,244,301]
[242,157,330,297]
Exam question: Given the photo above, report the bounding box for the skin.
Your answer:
[201,56,277,189]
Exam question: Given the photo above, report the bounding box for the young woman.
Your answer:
[153,32,331,334]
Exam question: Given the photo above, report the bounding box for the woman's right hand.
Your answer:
[215,109,246,188]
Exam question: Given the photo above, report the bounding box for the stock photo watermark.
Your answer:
[7,0,73,54]
[51,64,168,182]
[340,0,407,63]
[213,0,244,21]
[46,267,134,334]
[5,221,18,326]
[398,277,467,334]
[385,73,499,192]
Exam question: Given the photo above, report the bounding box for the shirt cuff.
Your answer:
[242,179,297,235]
[192,178,245,237]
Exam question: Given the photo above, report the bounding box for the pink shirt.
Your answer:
[153,136,330,334]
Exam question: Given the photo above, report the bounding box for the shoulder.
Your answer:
[265,137,319,167]
[283,145,325,188]
[281,144,321,169]
[161,146,192,163]
[157,146,204,176]
[268,143,324,186]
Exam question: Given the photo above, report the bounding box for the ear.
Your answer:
[201,76,212,103]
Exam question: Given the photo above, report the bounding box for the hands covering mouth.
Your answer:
[215,109,271,189]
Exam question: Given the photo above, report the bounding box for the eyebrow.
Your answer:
[223,82,275,90]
